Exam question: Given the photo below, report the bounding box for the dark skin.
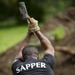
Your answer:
[15,30,54,60]
[15,32,32,59]
[35,31,54,56]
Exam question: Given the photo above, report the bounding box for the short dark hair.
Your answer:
[22,45,39,59]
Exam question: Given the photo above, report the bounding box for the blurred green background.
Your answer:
[0,0,75,53]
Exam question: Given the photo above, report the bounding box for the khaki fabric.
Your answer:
[27,18,40,33]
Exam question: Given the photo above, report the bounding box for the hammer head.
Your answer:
[19,2,29,19]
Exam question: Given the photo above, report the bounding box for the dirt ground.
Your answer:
[0,7,75,75]
[0,46,75,75]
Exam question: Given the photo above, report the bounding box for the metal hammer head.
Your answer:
[19,2,29,19]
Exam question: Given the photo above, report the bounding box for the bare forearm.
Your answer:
[35,31,53,50]
[20,33,32,50]
[16,33,32,58]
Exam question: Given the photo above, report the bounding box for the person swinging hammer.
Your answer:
[12,18,55,75]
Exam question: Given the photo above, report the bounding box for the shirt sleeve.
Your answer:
[43,54,55,70]
[12,58,22,65]
[12,58,22,75]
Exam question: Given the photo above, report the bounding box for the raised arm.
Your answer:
[35,31,54,56]
[27,18,54,56]
[15,32,32,59]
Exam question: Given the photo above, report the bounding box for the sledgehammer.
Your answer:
[19,2,33,24]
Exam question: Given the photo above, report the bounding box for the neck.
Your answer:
[32,56,37,59]
[23,56,38,61]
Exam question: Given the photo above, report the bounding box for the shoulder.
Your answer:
[43,54,55,60]
[42,54,55,70]
[12,58,23,68]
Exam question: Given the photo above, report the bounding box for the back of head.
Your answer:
[22,45,39,60]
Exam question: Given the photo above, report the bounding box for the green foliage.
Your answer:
[0,26,28,53]
[17,0,45,23]
[43,0,72,19]
[51,26,65,40]
[0,18,17,27]
[0,0,74,26]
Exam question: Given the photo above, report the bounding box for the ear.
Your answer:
[37,54,40,59]
[21,56,24,61]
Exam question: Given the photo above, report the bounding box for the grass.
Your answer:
[0,25,65,54]
[0,25,28,53]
